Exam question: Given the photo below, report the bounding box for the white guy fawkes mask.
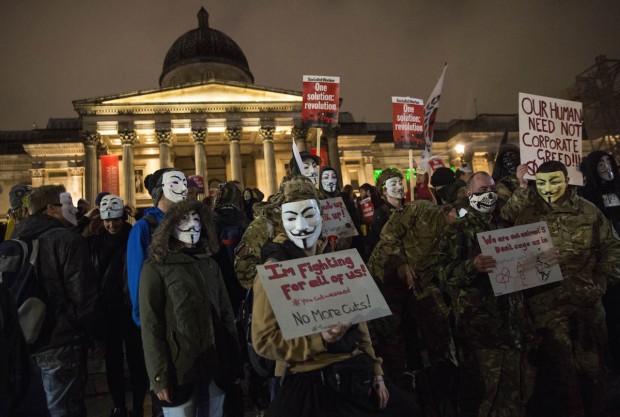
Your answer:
[99,195,124,220]
[385,177,405,199]
[281,199,322,250]
[598,155,615,182]
[302,158,319,185]
[162,171,188,203]
[60,192,78,226]
[321,170,338,193]
[173,210,202,245]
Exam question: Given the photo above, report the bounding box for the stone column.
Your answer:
[291,126,308,152]
[82,131,100,205]
[259,126,277,196]
[324,126,343,188]
[225,127,243,186]
[30,168,45,188]
[192,128,207,182]
[69,167,85,200]
[156,129,172,169]
[119,130,137,207]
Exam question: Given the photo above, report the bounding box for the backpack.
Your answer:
[0,228,62,344]
[237,289,275,378]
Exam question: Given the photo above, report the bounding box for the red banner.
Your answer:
[302,75,340,128]
[310,148,328,167]
[100,155,120,195]
[392,97,425,150]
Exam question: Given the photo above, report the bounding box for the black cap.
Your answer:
[289,151,321,174]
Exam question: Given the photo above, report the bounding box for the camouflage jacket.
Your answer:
[234,214,283,289]
[368,200,448,290]
[512,187,620,313]
[437,209,526,350]
[496,175,520,203]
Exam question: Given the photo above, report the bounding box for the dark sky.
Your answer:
[1,0,619,130]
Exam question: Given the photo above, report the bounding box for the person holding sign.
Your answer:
[251,176,418,417]
[436,171,528,417]
[507,160,620,417]
[139,199,242,417]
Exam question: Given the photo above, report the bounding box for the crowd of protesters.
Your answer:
[2,148,620,417]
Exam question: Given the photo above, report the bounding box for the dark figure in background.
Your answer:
[430,167,458,205]
[243,187,265,220]
[492,143,521,204]
[580,151,620,374]
[211,182,249,417]
[89,195,148,417]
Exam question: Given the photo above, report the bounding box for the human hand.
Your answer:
[373,376,389,409]
[474,255,496,273]
[397,264,416,290]
[157,388,172,403]
[321,323,352,344]
[516,164,529,189]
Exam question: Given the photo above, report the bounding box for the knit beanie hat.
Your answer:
[376,168,403,192]
[95,191,110,207]
[144,168,174,206]
[431,167,456,187]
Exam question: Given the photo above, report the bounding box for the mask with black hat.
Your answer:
[289,151,321,185]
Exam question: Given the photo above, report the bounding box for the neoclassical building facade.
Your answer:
[0,8,600,214]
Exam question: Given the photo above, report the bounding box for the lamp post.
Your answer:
[455,143,466,167]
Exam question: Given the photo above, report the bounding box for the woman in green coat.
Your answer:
[139,199,242,417]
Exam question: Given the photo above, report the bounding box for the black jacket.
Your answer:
[12,214,104,352]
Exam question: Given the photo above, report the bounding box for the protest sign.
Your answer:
[392,97,425,149]
[476,221,563,296]
[427,158,445,171]
[302,75,340,128]
[360,197,374,224]
[256,249,391,340]
[320,197,358,239]
[518,93,583,185]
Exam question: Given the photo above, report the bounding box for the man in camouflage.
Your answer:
[368,199,458,416]
[437,171,528,417]
[508,160,620,417]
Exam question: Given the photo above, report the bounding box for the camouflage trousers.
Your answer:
[526,301,607,417]
[458,346,525,417]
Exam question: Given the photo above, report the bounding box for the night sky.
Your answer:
[1,0,619,131]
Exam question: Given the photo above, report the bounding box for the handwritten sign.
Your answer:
[518,93,583,185]
[302,75,340,128]
[320,197,359,238]
[392,97,425,149]
[256,249,391,340]
[476,221,563,296]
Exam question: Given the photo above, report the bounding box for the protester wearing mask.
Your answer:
[140,199,242,417]
[506,160,620,417]
[434,172,529,417]
[90,195,148,417]
[289,151,321,186]
[319,166,340,198]
[251,175,418,417]
[492,143,521,204]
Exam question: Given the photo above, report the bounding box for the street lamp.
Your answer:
[455,143,466,167]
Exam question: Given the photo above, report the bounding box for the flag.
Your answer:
[422,65,448,162]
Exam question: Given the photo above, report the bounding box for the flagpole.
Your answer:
[316,128,322,163]
[409,149,415,202]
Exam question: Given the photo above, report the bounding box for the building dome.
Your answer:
[159,8,254,87]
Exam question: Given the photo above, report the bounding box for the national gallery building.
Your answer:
[0,8,599,213]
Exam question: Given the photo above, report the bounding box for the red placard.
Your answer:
[100,155,120,195]
[428,158,446,171]
[392,97,425,150]
[360,197,375,224]
[302,75,340,128]
[310,147,328,167]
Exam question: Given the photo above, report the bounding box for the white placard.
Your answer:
[476,221,563,296]
[256,249,391,340]
[320,197,359,238]
[518,92,583,185]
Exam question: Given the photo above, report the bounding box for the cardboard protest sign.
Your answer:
[302,75,340,128]
[360,197,374,224]
[256,249,391,340]
[518,93,583,185]
[392,97,425,149]
[320,197,359,238]
[476,221,563,296]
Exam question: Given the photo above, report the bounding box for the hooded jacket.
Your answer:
[12,214,104,352]
[139,200,240,392]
